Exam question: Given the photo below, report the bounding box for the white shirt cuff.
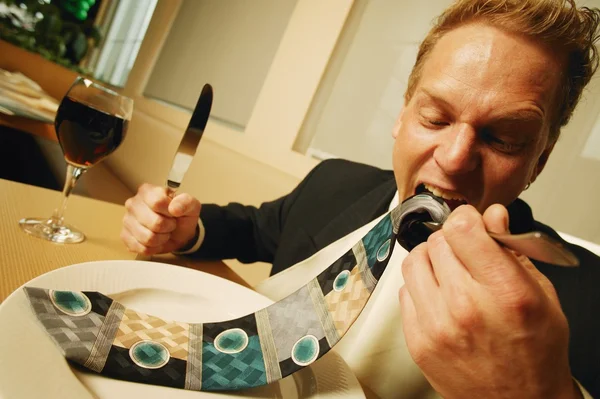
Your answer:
[575,378,593,399]
[172,218,205,255]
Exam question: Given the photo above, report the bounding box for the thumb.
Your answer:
[483,204,524,260]
[162,193,201,252]
[168,193,201,243]
[168,193,201,218]
[482,204,510,234]
[484,205,558,302]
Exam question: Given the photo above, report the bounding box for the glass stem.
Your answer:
[51,164,86,227]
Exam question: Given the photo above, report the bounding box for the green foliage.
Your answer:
[59,0,97,22]
[0,0,102,73]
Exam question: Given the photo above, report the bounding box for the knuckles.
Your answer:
[448,292,481,331]
[402,243,430,286]
[498,289,545,322]
[147,196,166,211]
[119,230,129,246]
[124,197,134,211]
[149,215,176,233]
[138,183,169,211]
[401,244,425,279]
[428,319,458,348]
[137,245,154,256]
[137,183,154,194]
[426,230,446,248]
[139,231,167,247]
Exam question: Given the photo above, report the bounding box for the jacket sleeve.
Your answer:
[188,161,326,264]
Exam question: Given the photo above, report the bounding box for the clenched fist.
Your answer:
[121,183,201,255]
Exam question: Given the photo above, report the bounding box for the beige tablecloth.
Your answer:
[0,179,249,302]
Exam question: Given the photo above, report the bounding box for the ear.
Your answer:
[530,141,556,184]
[392,106,406,139]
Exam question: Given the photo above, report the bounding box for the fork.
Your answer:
[422,222,579,267]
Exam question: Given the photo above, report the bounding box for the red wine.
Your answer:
[55,96,128,167]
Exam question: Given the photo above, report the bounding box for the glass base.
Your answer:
[19,217,85,244]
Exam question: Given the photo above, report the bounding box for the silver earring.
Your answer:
[524,182,531,190]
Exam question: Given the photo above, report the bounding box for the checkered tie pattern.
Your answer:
[24,193,450,392]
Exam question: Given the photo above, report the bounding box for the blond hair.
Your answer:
[405,0,600,142]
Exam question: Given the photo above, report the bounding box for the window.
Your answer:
[86,0,158,87]
[298,0,453,168]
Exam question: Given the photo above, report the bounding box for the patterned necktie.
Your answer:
[24,193,450,391]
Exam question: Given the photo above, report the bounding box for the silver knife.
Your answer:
[136,84,213,261]
[166,83,213,197]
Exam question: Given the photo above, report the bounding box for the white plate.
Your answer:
[0,261,365,399]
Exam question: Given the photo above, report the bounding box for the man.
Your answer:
[121,0,600,397]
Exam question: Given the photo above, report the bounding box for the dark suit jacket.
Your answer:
[194,159,600,396]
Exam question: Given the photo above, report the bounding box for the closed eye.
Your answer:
[429,120,448,126]
[481,130,525,154]
[421,118,450,129]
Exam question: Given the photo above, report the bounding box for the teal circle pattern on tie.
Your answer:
[214,328,249,354]
[333,270,351,292]
[291,335,319,366]
[129,340,170,369]
[49,290,92,316]
[376,239,391,262]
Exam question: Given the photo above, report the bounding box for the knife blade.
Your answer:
[166,83,213,196]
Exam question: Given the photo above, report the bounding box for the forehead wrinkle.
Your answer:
[420,77,547,120]
[420,58,550,122]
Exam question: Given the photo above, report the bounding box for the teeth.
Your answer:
[423,183,466,202]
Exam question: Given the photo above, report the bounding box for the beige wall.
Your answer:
[107,0,352,192]
[520,73,600,244]
[519,0,600,243]
[300,0,452,166]
[145,0,298,129]
[107,110,300,207]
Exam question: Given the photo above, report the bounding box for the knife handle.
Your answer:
[166,186,177,199]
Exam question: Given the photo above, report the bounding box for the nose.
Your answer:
[433,124,480,175]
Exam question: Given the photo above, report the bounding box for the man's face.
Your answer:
[392,23,562,212]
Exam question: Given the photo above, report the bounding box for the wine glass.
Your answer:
[19,77,133,243]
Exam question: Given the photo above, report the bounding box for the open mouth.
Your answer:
[415,183,468,211]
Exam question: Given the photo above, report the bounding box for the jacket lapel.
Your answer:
[313,179,397,252]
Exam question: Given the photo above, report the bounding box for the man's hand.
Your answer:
[399,204,580,399]
[121,183,201,255]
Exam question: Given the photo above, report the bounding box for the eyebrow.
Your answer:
[417,88,546,125]
[417,88,456,113]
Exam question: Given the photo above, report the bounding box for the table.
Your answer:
[0,179,250,301]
